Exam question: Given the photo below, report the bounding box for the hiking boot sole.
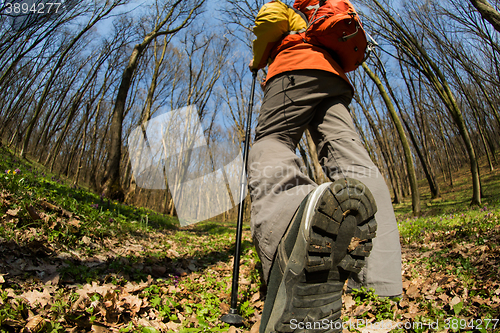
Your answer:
[262,179,377,333]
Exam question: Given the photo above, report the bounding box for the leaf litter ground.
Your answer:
[1,149,500,332]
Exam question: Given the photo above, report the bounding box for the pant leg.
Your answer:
[247,73,322,281]
[248,140,315,281]
[248,70,348,282]
[308,97,403,297]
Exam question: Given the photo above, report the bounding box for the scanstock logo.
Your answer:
[128,105,245,226]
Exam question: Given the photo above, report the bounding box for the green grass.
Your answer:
[1,146,500,332]
[0,146,263,332]
[340,155,500,332]
[393,152,500,218]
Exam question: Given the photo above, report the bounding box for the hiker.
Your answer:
[247,0,402,331]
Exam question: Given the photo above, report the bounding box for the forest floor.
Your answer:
[1,146,500,333]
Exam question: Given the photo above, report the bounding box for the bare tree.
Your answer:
[365,0,482,205]
[103,0,205,200]
[362,62,421,215]
[469,0,500,32]
[20,0,127,158]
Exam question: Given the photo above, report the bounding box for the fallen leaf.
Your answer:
[39,200,58,211]
[68,218,81,229]
[22,315,45,333]
[26,205,42,221]
[220,302,230,314]
[250,320,260,333]
[450,296,461,307]
[21,289,52,308]
[167,249,180,258]
[240,277,251,285]
[91,324,110,333]
[166,322,181,330]
[406,284,420,299]
[82,236,92,245]
[344,295,356,312]
[6,208,20,216]
[353,304,371,316]
[251,292,261,303]
[254,300,264,309]
[121,294,143,315]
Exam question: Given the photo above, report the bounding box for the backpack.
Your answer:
[286,0,368,72]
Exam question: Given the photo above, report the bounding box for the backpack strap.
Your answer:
[289,6,309,26]
[286,5,308,35]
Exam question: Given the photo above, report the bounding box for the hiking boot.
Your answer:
[260,178,377,333]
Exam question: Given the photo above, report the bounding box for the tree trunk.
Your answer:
[354,96,403,203]
[370,0,482,205]
[398,65,440,198]
[362,62,421,215]
[469,0,500,32]
[304,129,326,184]
[298,141,315,182]
[20,4,119,158]
[102,0,204,200]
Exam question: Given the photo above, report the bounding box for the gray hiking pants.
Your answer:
[248,70,403,297]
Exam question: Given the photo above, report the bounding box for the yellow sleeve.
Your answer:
[251,1,307,70]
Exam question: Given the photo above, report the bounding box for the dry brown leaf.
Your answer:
[254,300,264,309]
[348,237,362,252]
[91,324,110,333]
[167,285,181,294]
[344,295,356,312]
[6,208,20,216]
[402,280,410,290]
[40,200,58,211]
[406,284,420,299]
[82,236,92,245]
[398,298,409,308]
[353,304,371,316]
[61,208,73,218]
[166,321,181,331]
[68,218,81,228]
[220,302,230,314]
[240,277,251,285]
[121,294,143,315]
[21,289,52,308]
[439,293,449,302]
[250,292,261,303]
[450,296,461,306]
[250,320,261,333]
[22,315,45,333]
[76,282,116,299]
[167,249,180,258]
[26,205,42,221]
[427,283,438,295]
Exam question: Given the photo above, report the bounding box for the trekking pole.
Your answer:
[221,69,258,325]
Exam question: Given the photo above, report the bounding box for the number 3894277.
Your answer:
[2,1,63,15]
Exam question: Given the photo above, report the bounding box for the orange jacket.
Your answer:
[251,0,351,87]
